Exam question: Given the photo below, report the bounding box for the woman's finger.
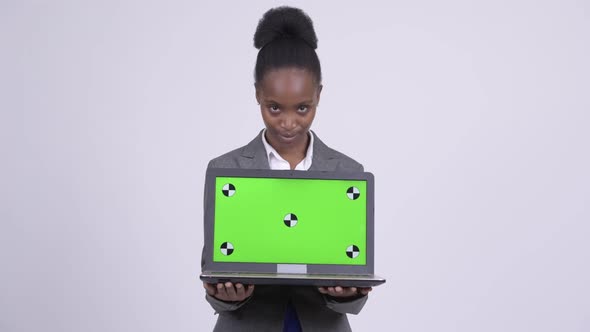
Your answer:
[203,282,217,295]
[216,283,228,299]
[245,285,255,297]
[359,287,373,295]
[235,283,245,298]
[225,282,238,299]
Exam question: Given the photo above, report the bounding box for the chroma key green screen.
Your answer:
[213,176,367,265]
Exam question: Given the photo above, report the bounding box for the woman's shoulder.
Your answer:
[312,133,365,172]
[207,147,242,169]
[206,132,264,169]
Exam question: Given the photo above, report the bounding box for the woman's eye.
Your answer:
[297,106,308,113]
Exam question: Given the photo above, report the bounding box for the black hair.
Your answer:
[253,6,322,84]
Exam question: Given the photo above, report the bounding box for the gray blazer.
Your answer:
[203,130,368,332]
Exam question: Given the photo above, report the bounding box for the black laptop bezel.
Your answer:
[202,168,375,275]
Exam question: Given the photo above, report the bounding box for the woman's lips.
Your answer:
[278,133,298,142]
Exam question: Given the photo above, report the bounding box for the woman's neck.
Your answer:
[272,132,310,169]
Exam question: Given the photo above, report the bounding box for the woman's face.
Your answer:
[256,68,322,153]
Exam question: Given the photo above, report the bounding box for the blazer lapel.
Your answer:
[238,130,270,169]
[309,132,340,171]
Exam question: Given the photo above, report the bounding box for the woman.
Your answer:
[202,6,373,331]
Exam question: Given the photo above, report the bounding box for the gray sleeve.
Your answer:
[205,294,252,314]
[323,294,369,315]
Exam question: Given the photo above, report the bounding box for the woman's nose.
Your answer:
[281,114,297,130]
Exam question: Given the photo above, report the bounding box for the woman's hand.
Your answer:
[203,282,255,302]
[318,286,372,298]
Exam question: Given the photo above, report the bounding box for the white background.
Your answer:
[2,0,589,331]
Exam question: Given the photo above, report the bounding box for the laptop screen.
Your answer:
[213,176,367,266]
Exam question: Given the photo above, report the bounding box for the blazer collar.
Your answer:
[238,130,270,169]
[239,129,340,171]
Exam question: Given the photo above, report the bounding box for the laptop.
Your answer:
[199,168,386,287]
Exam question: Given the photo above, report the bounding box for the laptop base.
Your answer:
[200,272,386,287]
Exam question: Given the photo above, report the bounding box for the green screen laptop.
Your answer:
[200,168,385,287]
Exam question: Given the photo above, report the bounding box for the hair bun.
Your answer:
[254,6,318,50]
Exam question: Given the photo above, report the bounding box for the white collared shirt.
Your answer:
[261,129,314,170]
